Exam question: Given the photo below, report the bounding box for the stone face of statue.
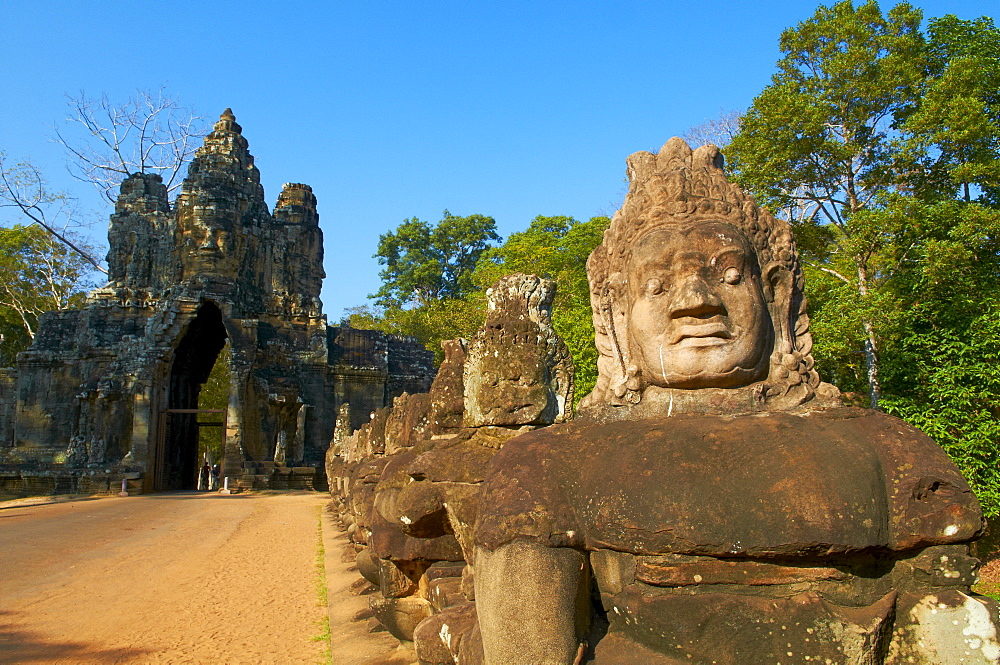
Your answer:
[468,347,548,424]
[463,273,573,427]
[471,140,992,665]
[625,221,772,389]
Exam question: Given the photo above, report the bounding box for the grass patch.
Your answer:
[312,505,332,665]
[973,579,1000,601]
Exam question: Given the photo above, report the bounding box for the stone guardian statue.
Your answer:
[472,138,997,664]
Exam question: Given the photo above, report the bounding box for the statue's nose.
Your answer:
[669,274,724,319]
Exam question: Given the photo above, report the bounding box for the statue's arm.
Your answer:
[475,540,589,665]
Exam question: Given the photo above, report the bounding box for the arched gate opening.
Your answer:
[156,302,229,490]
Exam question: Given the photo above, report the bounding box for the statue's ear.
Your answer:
[763,262,791,305]
[763,262,794,354]
[602,272,636,402]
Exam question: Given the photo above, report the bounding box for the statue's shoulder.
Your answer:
[479,407,982,554]
[826,407,984,549]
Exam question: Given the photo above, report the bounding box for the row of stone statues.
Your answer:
[327,138,999,664]
[327,271,572,662]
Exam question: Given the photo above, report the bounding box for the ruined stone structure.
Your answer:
[0,110,433,494]
[468,139,999,664]
[327,273,573,663]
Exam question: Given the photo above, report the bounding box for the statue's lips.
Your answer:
[671,323,731,346]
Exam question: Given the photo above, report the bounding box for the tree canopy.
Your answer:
[473,215,610,400]
[0,156,106,274]
[727,2,1000,515]
[356,213,610,402]
[0,224,95,365]
[371,210,500,308]
[728,0,926,408]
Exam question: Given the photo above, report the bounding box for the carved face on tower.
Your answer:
[626,221,771,388]
[173,109,262,279]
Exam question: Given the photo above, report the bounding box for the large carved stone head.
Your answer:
[581,138,837,414]
[174,109,264,279]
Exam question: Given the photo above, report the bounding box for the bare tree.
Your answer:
[682,110,824,226]
[682,109,743,149]
[0,155,106,274]
[54,88,208,204]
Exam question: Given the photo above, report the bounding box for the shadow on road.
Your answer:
[0,610,152,664]
[0,495,110,512]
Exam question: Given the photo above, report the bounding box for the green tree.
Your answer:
[356,213,611,394]
[348,296,487,365]
[2,89,204,274]
[358,210,500,363]
[473,215,611,401]
[902,15,1000,203]
[0,224,95,365]
[372,210,500,308]
[728,2,1000,514]
[0,155,107,274]
[877,200,1000,515]
[727,0,926,408]
[197,343,231,464]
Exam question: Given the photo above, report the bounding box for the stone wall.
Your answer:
[0,109,434,494]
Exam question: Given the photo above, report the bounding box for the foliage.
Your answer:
[903,15,1000,204]
[347,295,487,365]
[196,343,231,464]
[358,214,611,404]
[371,210,500,308]
[728,2,1000,515]
[0,310,31,368]
[2,88,204,274]
[0,224,96,365]
[882,309,1000,516]
[879,200,1000,515]
[728,0,926,408]
[473,215,611,402]
[55,88,208,204]
[198,343,231,411]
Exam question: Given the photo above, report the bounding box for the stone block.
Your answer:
[427,577,463,613]
[369,596,432,642]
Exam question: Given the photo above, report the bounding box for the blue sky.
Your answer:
[1,0,995,319]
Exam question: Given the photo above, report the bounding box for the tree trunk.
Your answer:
[862,320,882,410]
[856,263,882,410]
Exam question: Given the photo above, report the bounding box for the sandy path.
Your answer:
[0,491,407,664]
[321,510,417,665]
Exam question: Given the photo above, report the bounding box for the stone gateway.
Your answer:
[0,110,433,494]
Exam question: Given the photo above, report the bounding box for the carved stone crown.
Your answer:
[596,137,796,281]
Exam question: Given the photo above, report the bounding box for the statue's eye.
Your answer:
[644,278,663,295]
[722,267,742,285]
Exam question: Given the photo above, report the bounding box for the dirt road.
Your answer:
[0,491,408,665]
